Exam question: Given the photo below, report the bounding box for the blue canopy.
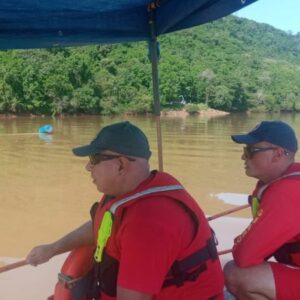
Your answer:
[0,0,256,50]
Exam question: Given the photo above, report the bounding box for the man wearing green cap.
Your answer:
[26,121,224,300]
[224,121,300,300]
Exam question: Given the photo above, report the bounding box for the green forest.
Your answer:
[1,15,300,116]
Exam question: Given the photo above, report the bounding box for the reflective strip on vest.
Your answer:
[257,171,300,198]
[94,184,184,262]
[95,211,113,262]
[251,171,300,217]
[109,184,184,214]
[250,196,260,218]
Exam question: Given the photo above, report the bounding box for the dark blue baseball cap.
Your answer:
[72,121,152,159]
[231,121,298,153]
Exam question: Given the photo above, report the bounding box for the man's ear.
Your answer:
[118,156,130,173]
[272,148,285,162]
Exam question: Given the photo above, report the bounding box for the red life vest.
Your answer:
[248,171,300,266]
[92,171,218,298]
[52,171,219,300]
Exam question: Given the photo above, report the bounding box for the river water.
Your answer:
[1,112,299,257]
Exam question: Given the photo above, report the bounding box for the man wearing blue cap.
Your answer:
[26,121,224,300]
[224,121,300,300]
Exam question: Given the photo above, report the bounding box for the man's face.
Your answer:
[242,142,277,180]
[86,151,122,196]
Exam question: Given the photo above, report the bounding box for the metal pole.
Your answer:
[149,11,163,171]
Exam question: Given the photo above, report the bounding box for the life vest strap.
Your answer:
[163,263,207,288]
[163,235,217,288]
[167,235,217,275]
[271,241,300,265]
[285,242,300,253]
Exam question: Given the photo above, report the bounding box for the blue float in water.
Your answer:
[38,124,53,134]
[38,133,53,143]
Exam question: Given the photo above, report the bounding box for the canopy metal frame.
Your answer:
[149,4,164,170]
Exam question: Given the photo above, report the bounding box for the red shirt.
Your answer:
[233,163,300,267]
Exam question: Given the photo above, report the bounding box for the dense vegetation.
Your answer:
[1,16,300,115]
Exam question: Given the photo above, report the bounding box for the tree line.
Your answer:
[1,16,300,116]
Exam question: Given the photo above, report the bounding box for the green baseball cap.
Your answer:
[72,121,152,159]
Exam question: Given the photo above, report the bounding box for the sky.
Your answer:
[234,0,300,34]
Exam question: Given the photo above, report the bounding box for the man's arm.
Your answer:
[233,182,300,267]
[26,220,93,266]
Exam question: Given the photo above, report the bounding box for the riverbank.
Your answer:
[162,108,229,117]
[0,216,250,300]
[0,108,229,120]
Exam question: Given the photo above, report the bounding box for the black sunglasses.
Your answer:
[89,153,136,165]
[243,146,277,159]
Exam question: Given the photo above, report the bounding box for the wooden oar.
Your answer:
[0,205,248,274]
[208,205,250,257]
[218,248,232,256]
[207,203,250,221]
[0,260,28,274]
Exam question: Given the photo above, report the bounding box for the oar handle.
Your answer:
[218,248,232,256]
[0,260,28,274]
[207,204,250,221]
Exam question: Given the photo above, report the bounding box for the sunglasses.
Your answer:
[243,146,277,159]
[89,153,136,165]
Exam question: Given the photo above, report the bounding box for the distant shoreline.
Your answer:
[0,109,229,119]
[162,109,229,117]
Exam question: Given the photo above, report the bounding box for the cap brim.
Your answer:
[72,144,99,156]
[231,134,259,145]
